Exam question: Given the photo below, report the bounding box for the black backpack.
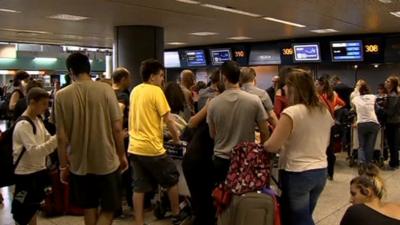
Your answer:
[0,116,36,187]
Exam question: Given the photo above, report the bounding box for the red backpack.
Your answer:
[225,142,271,195]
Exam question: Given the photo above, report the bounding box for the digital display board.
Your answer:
[331,40,363,62]
[164,51,181,68]
[293,43,321,62]
[249,45,281,65]
[210,49,232,65]
[184,50,207,67]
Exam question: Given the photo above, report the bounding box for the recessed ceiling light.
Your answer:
[167,42,186,45]
[310,29,339,33]
[0,28,50,34]
[176,0,200,4]
[48,14,89,21]
[0,8,21,13]
[201,4,261,17]
[228,36,253,40]
[378,0,392,3]
[190,32,218,36]
[390,11,400,17]
[263,17,306,28]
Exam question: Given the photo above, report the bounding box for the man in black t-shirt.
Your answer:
[332,76,353,109]
[111,67,132,212]
[112,68,132,129]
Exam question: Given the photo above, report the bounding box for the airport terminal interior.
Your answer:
[1,0,400,225]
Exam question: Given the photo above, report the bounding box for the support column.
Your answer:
[105,55,112,79]
[113,25,164,87]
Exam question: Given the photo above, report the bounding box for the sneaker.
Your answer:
[171,213,187,225]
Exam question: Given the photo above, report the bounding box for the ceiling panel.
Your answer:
[0,0,398,48]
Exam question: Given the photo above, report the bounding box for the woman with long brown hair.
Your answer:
[316,75,345,180]
[264,68,334,225]
[384,75,400,170]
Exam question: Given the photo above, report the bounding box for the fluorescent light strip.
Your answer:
[228,36,253,40]
[190,32,218,36]
[176,0,200,4]
[202,4,261,17]
[263,17,306,28]
[0,58,16,62]
[26,70,42,75]
[310,29,338,33]
[33,57,58,63]
[48,14,88,21]
[0,8,21,13]
[0,28,50,34]
[167,42,187,45]
[378,0,392,3]
[390,11,400,17]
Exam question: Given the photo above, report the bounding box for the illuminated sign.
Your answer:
[365,44,379,53]
[282,48,294,55]
[234,50,246,58]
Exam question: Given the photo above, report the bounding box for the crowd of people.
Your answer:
[0,52,399,225]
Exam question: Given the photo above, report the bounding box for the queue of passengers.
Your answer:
[1,52,399,225]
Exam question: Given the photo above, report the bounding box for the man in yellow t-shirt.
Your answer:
[128,59,182,225]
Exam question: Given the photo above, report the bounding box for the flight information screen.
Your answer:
[164,51,181,68]
[185,50,207,67]
[331,41,363,62]
[293,43,321,62]
[210,49,232,65]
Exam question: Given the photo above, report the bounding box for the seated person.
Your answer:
[340,164,400,225]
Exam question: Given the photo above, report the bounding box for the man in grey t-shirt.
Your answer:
[240,67,278,127]
[207,61,269,184]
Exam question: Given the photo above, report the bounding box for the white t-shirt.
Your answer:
[352,94,379,125]
[279,104,334,172]
[13,117,57,174]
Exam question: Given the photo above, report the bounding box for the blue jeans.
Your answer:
[280,168,327,225]
[357,122,380,164]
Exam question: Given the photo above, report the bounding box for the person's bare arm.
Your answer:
[188,104,208,128]
[267,110,278,128]
[57,123,70,184]
[112,119,128,172]
[8,91,20,111]
[164,112,180,144]
[258,119,270,144]
[263,114,293,153]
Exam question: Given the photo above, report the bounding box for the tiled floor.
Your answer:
[1,153,399,225]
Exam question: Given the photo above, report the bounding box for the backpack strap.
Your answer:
[15,116,37,135]
[13,116,37,170]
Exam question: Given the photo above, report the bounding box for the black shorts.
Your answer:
[129,154,179,193]
[12,170,50,225]
[69,169,122,211]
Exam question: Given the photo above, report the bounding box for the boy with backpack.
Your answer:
[11,87,57,225]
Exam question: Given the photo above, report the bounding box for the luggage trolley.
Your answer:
[153,142,192,220]
[350,126,385,167]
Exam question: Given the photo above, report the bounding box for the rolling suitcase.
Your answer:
[218,192,276,225]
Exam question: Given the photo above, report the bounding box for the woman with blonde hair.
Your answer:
[340,164,400,225]
[264,68,334,225]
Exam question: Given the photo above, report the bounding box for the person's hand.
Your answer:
[123,128,129,138]
[193,91,200,102]
[172,138,181,145]
[352,123,357,128]
[59,167,70,184]
[119,155,129,173]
